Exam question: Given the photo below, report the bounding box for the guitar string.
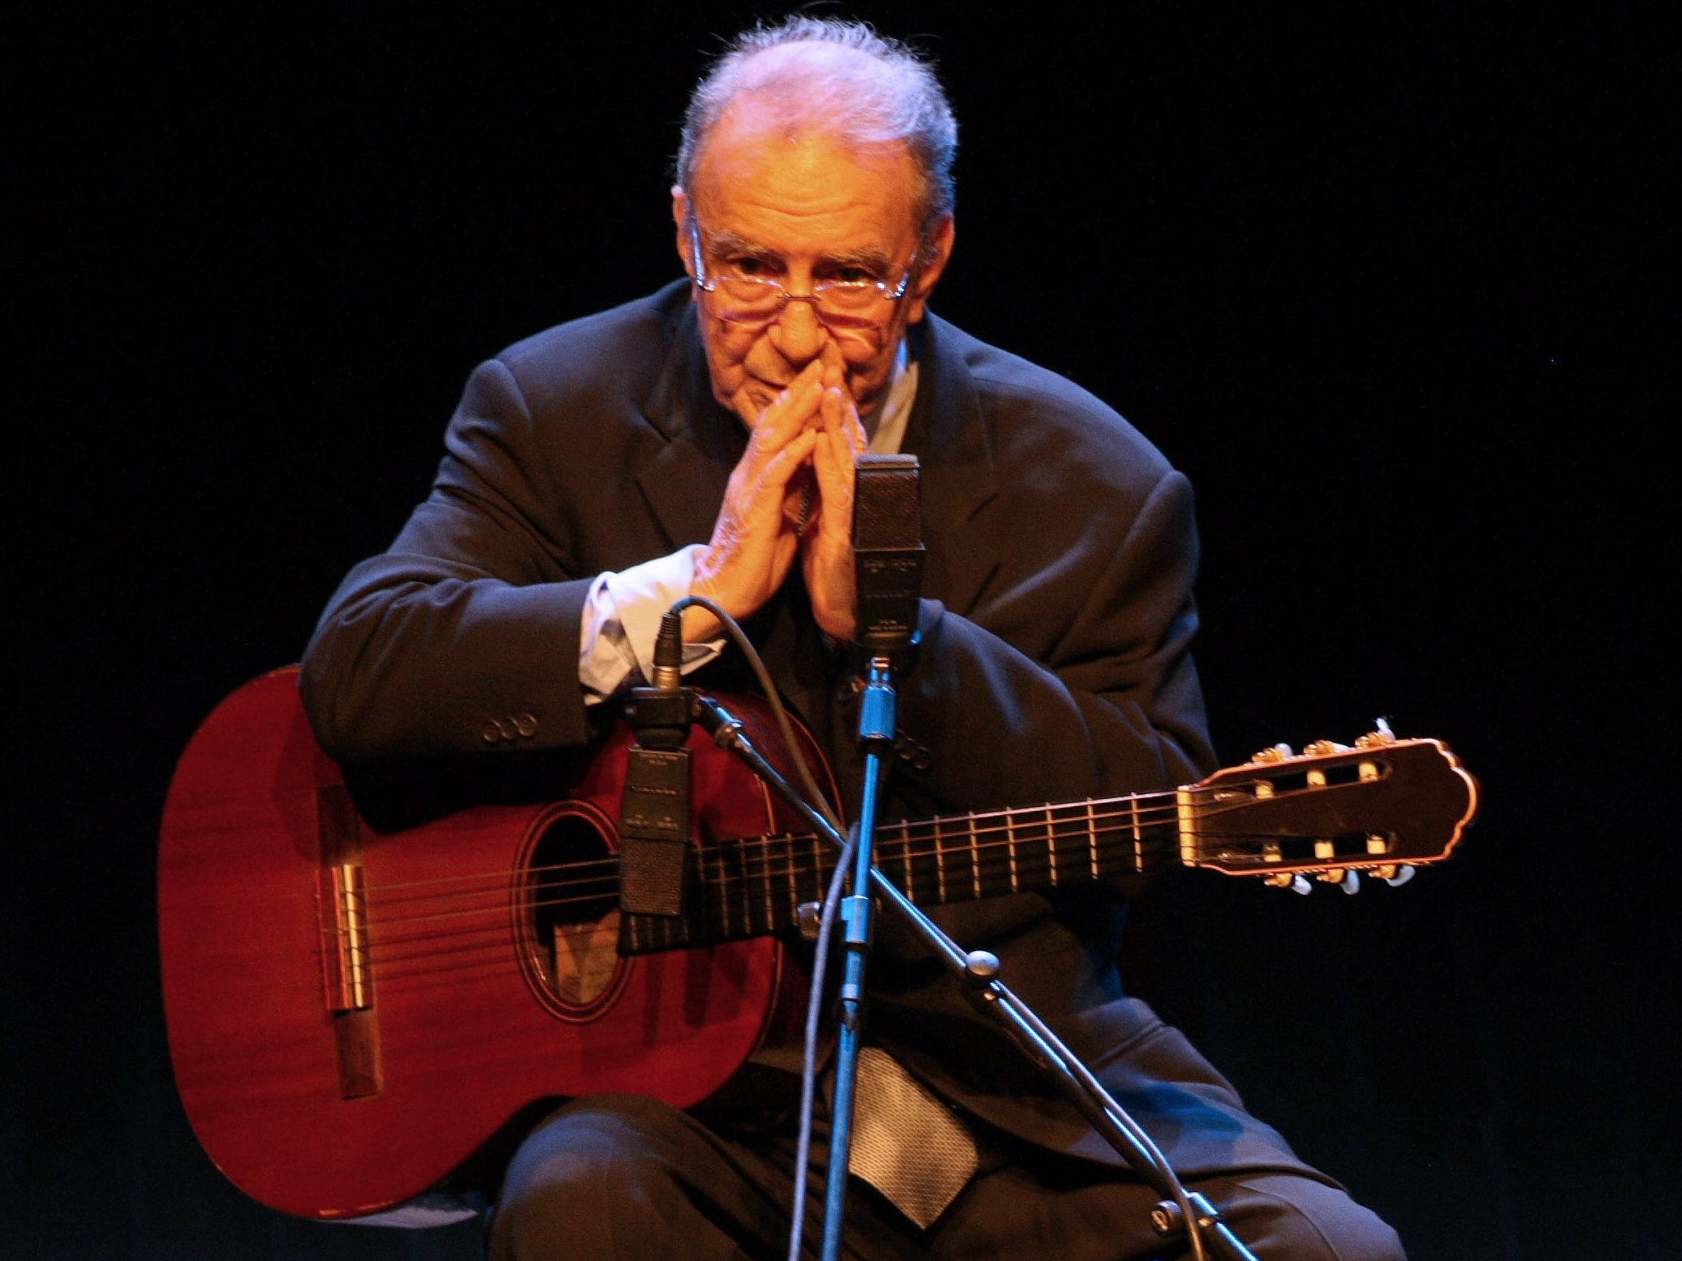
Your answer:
[357,793,1188,896]
[306,837,1165,986]
[294,788,1397,985]
[352,831,1192,976]
[310,809,1412,992]
[362,804,1189,906]
[356,823,1167,948]
[338,809,1197,937]
[354,827,1187,956]
[241,834,1151,997]
[353,787,1273,900]
[348,803,1305,941]
[362,822,1184,935]
[347,792,1314,940]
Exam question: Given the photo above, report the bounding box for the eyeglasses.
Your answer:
[688,217,912,331]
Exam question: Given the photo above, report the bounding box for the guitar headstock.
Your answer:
[1184,728,1478,892]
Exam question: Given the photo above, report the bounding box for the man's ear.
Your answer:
[905,215,955,324]
[672,187,695,282]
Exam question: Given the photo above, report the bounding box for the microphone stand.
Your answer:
[810,453,924,1261]
[694,694,1256,1261]
[818,653,895,1261]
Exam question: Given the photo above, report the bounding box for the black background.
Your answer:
[13,4,1676,1258]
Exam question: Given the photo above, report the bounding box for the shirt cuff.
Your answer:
[578,544,725,705]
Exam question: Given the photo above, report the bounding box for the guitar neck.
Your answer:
[618,731,1477,955]
[626,790,1186,952]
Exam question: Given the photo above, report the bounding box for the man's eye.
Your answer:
[831,267,877,285]
[727,257,772,277]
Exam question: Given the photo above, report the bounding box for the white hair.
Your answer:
[676,17,958,233]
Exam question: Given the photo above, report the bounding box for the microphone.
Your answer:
[851,453,925,661]
[618,611,694,945]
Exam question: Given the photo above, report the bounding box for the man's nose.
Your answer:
[768,296,828,367]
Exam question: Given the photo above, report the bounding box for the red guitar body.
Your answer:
[160,669,1477,1221]
[158,668,815,1220]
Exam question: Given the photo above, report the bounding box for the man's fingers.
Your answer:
[844,401,867,456]
[758,428,820,491]
[815,390,858,527]
[802,379,861,642]
[820,339,847,390]
[818,383,862,445]
[752,360,826,449]
[810,422,835,503]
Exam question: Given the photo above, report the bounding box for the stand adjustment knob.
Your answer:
[796,901,821,941]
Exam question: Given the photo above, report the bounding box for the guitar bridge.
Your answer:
[322,861,371,1013]
[316,783,381,1100]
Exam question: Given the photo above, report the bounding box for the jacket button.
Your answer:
[514,712,538,738]
[481,719,506,744]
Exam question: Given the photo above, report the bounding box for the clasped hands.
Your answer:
[686,341,867,644]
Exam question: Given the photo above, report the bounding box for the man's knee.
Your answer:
[1218,1174,1405,1261]
[491,1094,706,1255]
[505,1094,696,1202]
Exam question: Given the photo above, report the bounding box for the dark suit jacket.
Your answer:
[301,281,1316,1179]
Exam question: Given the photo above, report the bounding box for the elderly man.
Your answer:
[302,17,1404,1261]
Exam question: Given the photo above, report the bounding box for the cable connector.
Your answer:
[651,609,684,693]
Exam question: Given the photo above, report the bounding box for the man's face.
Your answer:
[674,102,953,428]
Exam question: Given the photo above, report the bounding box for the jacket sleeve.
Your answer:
[300,356,599,761]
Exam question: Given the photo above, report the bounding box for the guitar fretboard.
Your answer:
[619,793,1184,954]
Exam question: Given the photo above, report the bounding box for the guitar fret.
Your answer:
[968,815,981,899]
[674,795,1203,942]
[934,817,946,904]
[741,836,753,935]
[692,792,1205,932]
[1131,796,1142,872]
[716,846,730,938]
[1007,811,1019,893]
[780,840,793,928]
[1087,799,1099,879]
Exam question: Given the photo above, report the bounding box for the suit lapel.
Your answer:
[901,314,1001,616]
[633,295,744,550]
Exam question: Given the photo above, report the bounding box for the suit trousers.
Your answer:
[485,1092,1404,1260]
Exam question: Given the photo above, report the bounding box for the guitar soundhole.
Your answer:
[517,803,629,1022]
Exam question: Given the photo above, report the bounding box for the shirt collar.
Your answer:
[866,338,918,455]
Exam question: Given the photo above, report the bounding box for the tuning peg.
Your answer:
[1315,868,1359,894]
[1252,743,1293,764]
[1383,865,1415,888]
[1303,739,1350,757]
[1356,719,1397,748]
[1265,873,1313,894]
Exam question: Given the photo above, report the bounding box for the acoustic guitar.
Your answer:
[158,666,1477,1220]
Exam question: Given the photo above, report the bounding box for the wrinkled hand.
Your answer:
[686,360,825,641]
[801,342,868,642]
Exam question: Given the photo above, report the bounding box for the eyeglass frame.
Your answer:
[685,214,915,329]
